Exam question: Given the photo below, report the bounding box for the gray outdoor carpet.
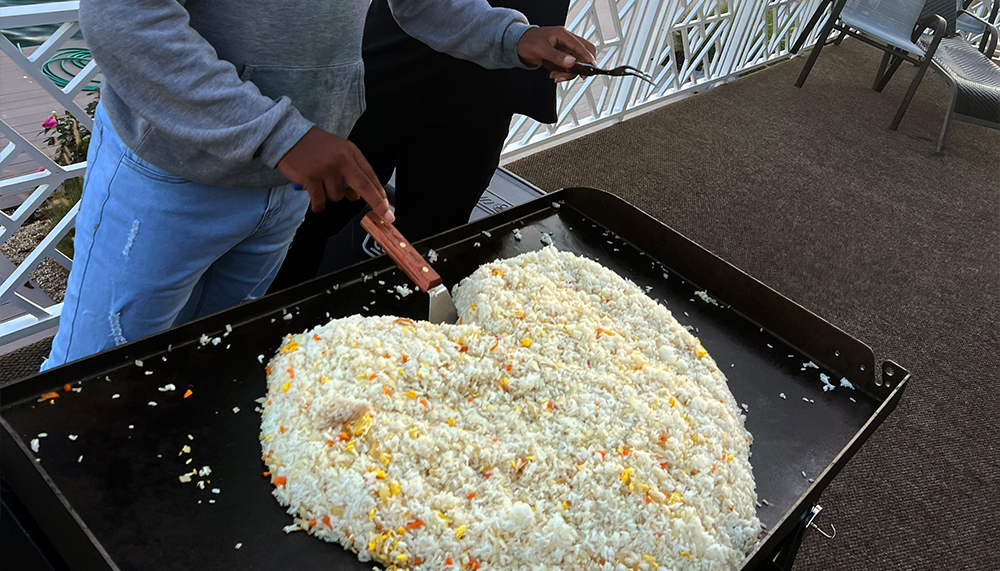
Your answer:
[507,39,999,570]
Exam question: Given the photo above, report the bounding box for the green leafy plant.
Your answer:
[38,94,99,257]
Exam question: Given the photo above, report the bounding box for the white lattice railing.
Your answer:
[501,0,831,161]
[1,1,98,347]
[0,0,838,346]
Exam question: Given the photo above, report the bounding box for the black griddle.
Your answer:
[0,188,909,571]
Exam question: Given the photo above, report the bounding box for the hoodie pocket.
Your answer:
[241,60,366,138]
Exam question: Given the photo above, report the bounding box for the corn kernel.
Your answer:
[620,467,633,484]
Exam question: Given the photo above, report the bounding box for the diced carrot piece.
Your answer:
[183,389,193,399]
[506,364,512,371]
[308,519,316,527]
[63,383,72,392]
[41,392,60,400]
[263,471,270,477]
[383,385,392,397]
[265,366,272,375]
[370,374,377,380]
[467,492,477,500]
[420,399,428,407]
[323,515,332,527]
[279,426,287,434]
[402,355,408,363]
[458,346,468,353]
[287,368,295,378]
[339,432,349,441]
[274,476,287,486]
[406,519,425,529]
[469,558,480,570]
[598,450,606,458]
[313,334,321,341]
[415,557,422,565]
[446,557,453,565]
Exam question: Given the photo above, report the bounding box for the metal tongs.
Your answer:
[550,61,656,86]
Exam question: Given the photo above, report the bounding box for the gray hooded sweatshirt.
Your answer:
[79,0,532,188]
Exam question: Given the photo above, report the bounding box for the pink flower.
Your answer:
[42,115,58,130]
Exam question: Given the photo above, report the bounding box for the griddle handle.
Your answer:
[360,211,442,293]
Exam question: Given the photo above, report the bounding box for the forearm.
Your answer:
[387,0,533,70]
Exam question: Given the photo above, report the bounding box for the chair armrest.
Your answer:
[911,14,948,60]
[959,9,1000,56]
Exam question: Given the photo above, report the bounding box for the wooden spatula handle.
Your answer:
[360,211,442,293]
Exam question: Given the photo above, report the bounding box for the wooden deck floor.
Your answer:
[1,41,93,185]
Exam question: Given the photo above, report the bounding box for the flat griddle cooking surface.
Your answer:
[1,188,906,571]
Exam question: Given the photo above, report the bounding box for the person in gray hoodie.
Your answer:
[43,0,595,369]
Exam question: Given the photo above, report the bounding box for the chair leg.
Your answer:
[874,55,904,92]
[890,56,933,130]
[873,52,891,89]
[795,0,849,88]
[791,0,831,54]
[937,94,956,153]
[834,31,847,45]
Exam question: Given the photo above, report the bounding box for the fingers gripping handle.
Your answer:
[360,211,442,293]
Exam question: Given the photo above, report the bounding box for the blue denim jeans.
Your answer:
[43,104,310,369]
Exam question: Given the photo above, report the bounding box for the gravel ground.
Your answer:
[1,219,70,303]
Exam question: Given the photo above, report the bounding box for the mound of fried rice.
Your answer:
[261,247,759,570]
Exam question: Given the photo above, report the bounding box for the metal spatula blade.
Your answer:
[427,283,459,325]
[359,212,458,324]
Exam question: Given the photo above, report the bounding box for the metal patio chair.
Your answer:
[791,0,950,130]
[921,12,999,149]
[792,0,1000,151]
[870,2,999,150]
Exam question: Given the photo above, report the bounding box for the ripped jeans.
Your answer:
[43,103,310,370]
